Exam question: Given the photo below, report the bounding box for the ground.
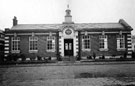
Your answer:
[0,62,135,86]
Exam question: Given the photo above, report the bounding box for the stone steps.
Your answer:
[62,56,75,62]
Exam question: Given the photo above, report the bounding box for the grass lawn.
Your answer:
[0,63,135,86]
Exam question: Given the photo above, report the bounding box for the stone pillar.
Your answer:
[126,33,132,58]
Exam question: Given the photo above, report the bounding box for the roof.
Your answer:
[11,24,62,30]
[10,19,133,31]
[11,23,124,30]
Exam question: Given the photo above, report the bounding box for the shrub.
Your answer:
[123,52,127,59]
[76,52,81,61]
[101,54,105,59]
[6,54,13,61]
[30,57,35,61]
[21,54,26,61]
[5,53,23,61]
[93,52,96,59]
[56,52,62,61]
[37,55,42,61]
[43,57,47,61]
[110,54,116,59]
[4,53,26,62]
[13,54,18,61]
[48,56,51,60]
[120,56,124,59]
[132,51,135,59]
[87,55,92,59]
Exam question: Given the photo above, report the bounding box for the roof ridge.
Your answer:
[75,22,119,24]
[17,23,62,25]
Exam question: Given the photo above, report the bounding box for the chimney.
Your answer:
[5,28,10,32]
[13,16,18,26]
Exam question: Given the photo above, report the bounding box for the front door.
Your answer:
[64,39,73,56]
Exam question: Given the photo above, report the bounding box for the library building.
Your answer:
[4,8,133,60]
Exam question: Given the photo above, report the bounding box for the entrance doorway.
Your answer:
[64,39,73,56]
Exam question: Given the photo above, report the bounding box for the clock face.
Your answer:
[65,28,72,35]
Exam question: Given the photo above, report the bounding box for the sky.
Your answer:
[0,0,135,34]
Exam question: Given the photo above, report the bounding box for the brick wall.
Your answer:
[81,34,126,57]
[7,34,57,59]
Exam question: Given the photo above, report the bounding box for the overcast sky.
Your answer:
[0,0,135,34]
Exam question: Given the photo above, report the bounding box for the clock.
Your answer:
[65,28,72,35]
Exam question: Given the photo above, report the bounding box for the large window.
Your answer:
[29,36,38,52]
[82,35,91,51]
[99,35,108,51]
[117,35,125,50]
[11,37,20,53]
[46,36,55,52]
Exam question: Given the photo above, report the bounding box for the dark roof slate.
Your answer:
[11,23,124,30]
[10,19,133,31]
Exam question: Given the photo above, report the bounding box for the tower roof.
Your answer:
[63,5,73,23]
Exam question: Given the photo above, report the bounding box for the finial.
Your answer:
[67,4,69,9]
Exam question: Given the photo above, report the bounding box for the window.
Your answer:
[46,36,55,52]
[99,35,108,51]
[11,37,20,53]
[117,35,125,51]
[29,36,38,52]
[82,35,91,51]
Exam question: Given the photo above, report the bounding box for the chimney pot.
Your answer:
[13,16,18,26]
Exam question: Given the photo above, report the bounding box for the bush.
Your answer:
[102,55,105,59]
[56,52,62,61]
[132,51,135,59]
[76,52,81,61]
[123,52,127,59]
[6,54,13,61]
[30,57,35,61]
[48,56,51,60]
[37,55,42,61]
[120,56,124,59]
[93,52,96,59]
[21,54,26,61]
[99,55,105,59]
[5,53,23,61]
[13,54,18,61]
[87,55,92,59]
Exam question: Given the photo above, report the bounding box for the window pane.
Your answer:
[47,36,55,51]
[29,37,38,50]
[12,37,20,51]
[117,35,125,49]
[82,35,91,50]
[99,35,107,49]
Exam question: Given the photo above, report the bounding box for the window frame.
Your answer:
[29,36,38,53]
[99,35,108,51]
[117,35,125,51]
[11,37,20,53]
[82,35,91,51]
[46,36,55,52]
